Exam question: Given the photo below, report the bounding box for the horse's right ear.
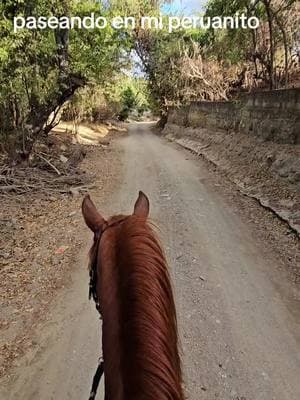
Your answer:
[133,191,150,218]
[82,195,106,233]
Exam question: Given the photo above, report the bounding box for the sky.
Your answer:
[161,0,208,15]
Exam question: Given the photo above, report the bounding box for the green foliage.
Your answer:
[62,74,151,122]
[136,0,300,109]
[1,0,297,155]
[118,86,136,120]
[70,1,131,81]
[204,0,255,64]
[0,0,131,157]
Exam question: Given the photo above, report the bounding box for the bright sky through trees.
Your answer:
[161,0,208,15]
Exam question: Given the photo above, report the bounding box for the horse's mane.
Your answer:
[104,215,183,400]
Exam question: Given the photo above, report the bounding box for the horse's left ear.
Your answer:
[133,191,150,218]
[82,194,106,233]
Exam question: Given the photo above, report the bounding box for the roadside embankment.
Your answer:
[163,89,300,236]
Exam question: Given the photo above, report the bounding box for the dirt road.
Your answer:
[1,122,300,400]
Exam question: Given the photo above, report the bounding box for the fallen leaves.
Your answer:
[0,127,123,379]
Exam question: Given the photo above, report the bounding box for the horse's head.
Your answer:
[81,190,152,397]
[81,191,183,400]
[81,191,149,234]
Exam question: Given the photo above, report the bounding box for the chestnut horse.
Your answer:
[82,191,184,400]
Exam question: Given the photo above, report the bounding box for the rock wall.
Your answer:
[167,89,300,144]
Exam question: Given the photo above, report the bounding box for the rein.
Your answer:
[88,217,128,400]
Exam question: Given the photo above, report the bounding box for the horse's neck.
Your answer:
[100,248,124,400]
[100,222,183,400]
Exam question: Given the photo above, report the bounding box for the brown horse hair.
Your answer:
[92,214,184,400]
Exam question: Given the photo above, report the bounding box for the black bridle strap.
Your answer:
[89,217,128,309]
[89,359,104,400]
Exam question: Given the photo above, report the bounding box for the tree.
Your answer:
[0,0,130,160]
[119,86,137,120]
[205,0,300,90]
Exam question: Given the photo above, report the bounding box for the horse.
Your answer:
[82,191,184,400]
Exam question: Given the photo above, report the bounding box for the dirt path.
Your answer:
[1,122,300,400]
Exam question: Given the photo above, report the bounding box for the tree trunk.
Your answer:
[272,9,289,88]
[15,74,86,162]
[247,4,259,84]
[15,2,85,162]
[262,0,275,89]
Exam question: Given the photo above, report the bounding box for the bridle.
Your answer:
[88,216,128,400]
[89,217,128,314]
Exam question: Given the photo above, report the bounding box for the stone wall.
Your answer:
[167,89,300,144]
